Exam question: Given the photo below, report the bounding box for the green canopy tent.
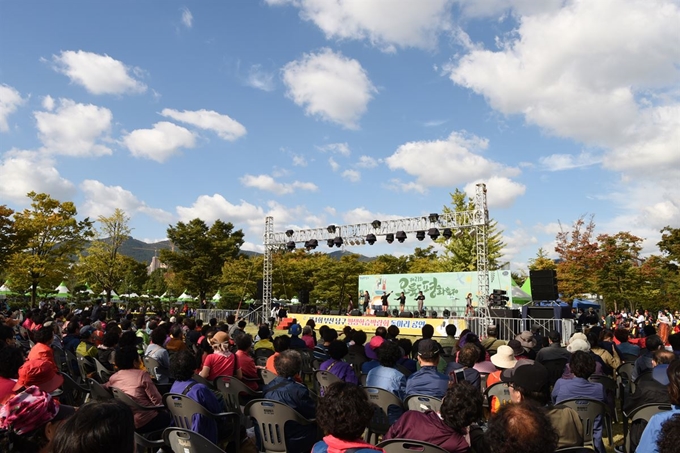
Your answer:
[521,277,532,298]
[211,290,222,302]
[510,279,532,305]
[54,282,70,299]
[0,282,13,299]
[81,283,95,296]
[176,290,193,304]
[99,290,121,301]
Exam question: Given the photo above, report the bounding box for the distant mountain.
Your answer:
[328,250,374,262]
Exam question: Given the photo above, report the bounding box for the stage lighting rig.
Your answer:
[442,228,452,239]
[428,213,439,223]
[386,233,394,244]
[366,233,377,245]
[416,230,425,241]
[396,231,407,243]
[285,229,294,237]
[305,239,318,250]
[286,241,295,251]
[371,220,381,229]
[428,228,440,240]
[327,225,336,233]
[326,239,334,248]
[333,237,343,248]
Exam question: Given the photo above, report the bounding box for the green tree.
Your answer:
[364,254,409,275]
[117,255,149,296]
[439,189,505,271]
[658,226,680,265]
[160,218,244,303]
[528,247,557,271]
[7,192,93,306]
[220,255,263,308]
[77,209,131,303]
[554,215,598,301]
[313,254,366,311]
[407,246,443,274]
[144,268,168,297]
[0,205,16,271]
[595,232,644,312]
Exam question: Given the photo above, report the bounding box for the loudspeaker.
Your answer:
[330,309,343,316]
[399,311,413,318]
[256,279,263,300]
[350,309,362,316]
[490,308,521,319]
[530,270,559,301]
[304,305,316,314]
[375,310,389,317]
[298,289,310,305]
[429,311,438,318]
[524,307,555,319]
[490,308,521,340]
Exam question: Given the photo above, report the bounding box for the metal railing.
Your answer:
[195,305,266,326]
[461,316,574,344]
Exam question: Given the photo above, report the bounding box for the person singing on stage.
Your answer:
[465,293,474,317]
[381,291,392,313]
[398,291,406,313]
[415,291,425,312]
[362,291,370,314]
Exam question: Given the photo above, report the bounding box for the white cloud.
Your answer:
[35,98,113,157]
[240,174,318,194]
[540,151,601,171]
[454,0,565,19]
[181,7,193,28]
[317,142,351,156]
[0,84,25,132]
[446,0,680,180]
[423,119,447,127]
[341,207,402,224]
[292,154,308,166]
[177,194,264,224]
[282,48,376,129]
[502,227,539,264]
[385,131,520,187]
[328,157,340,171]
[80,179,172,222]
[267,0,453,52]
[383,178,427,194]
[41,95,55,111]
[245,64,275,92]
[160,108,247,141]
[464,176,526,208]
[341,169,360,182]
[122,121,196,162]
[240,242,265,253]
[0,150,75,203]
[356,155,379,168]
[51,50,147,95]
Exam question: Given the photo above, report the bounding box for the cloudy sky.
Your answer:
[0,0,678,270]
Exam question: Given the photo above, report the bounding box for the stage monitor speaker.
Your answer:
[524,306,556,320]
[288,305,298,314]
[304,305,316,314]
[256,279,263,300]
[298,289,310,305]
[350,309,362,316]
[490,308,520,319]
[330,309,343,316]
[529,269,559,301]
[375,310,389,317]
[399,311,413,318]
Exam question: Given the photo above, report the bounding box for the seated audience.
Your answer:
[507,339,529,360]
[412,325,444,365]
[614,328,640,357]
[588,331,620,377]
[51,400,135,453]
[514,331,537,360]
[396,338,417,374]
[485,402,558,453]
[366,341,405,424]
[481,325,506,356]
[312,382,382,453]
[289,324,307,349]
[301,326,316,350]
[535,329,572,363]
[27,325,58,372]
[199,331,236,381]
[488,345,518,387]
[445,343,482,389]
[633,334,664,380]
[144,326,171,384]
[266,334,291,374]
[105,346,171,433]
[97,329,119,371]
[405,339,449,399]
[320,340,358,386]
[231,320,247,341]
[13,358,64,394]
[385,381,484,452]
[76,326,98,358]
[0,346,24,402]
[361,336,384,374]
[235,334,260,390]
[439,323,458,351]
[637,360,680,453]
[263,350,316,453]
[254,326,274,351]
[657,414,680,453]
[347,330,368,359]
[165,324,188,352]
[314,328,338,362]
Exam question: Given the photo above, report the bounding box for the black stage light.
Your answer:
[428,213,439,223]
[442,228,452,239]
[396,231,407,243]
[391,309,399,317]
[371,220,381,229]
[386,233,394,244]
[416,230,425,241]
[428,228,440,240]
[306,239,318,250]
[420,309,427,317]
[430,310,437,318]
[413,310,420,318]
[366,233,377,245]
[333,236,343,247]
[442,309,451,318]
[327,225,336,233]
[285,229,294,237]
[327,239,334,248]
[286,241,296,251]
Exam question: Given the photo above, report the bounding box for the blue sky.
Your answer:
[0,0,678,270]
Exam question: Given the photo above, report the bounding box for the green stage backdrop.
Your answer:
[359,270,515,312]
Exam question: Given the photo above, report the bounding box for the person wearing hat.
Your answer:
[503,362,584,449]
[27,325,58,373]
[488,345,518,387]
[319,340,358,388]
[14,359,64,395]
[405,339,449,399]
[0,386,76,453]
[289,323,306,350]
[199,331,236,381]
[254,325,274,352]
[76,325,98,358]
[361,335,384,374]
[507,339,529,361]
[515,331,537,360]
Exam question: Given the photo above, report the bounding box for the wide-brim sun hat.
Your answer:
[490,345,518,369]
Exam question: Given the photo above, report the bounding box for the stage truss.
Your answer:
[263,183,491,325]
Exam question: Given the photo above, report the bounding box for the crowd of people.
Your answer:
[0,300,679,453]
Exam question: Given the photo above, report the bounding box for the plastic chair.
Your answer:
[623,403,672,453]
[87,378,113,401]
[345,351,368,377]
[254,348,275,367]
[52,346,68,373]
[163,427,223,453]
[377,439,448,453]
[94,358,114,383]
[112,387,165,412]
[59,372,89,406]
[363,387,405,444]
[261,369,277,385]
[298,349,315,383]
[135,432,166,453]
[163,393,240,449]
[588,374,619,422]
[76,354,95,384]
[314,369,342,396]
[484,382,512,410]
[620,353,639,363]
[404,395,443,413]
[244,399,317,453]
[192,373,215,389]
[554,447,596,453]
[360,374,368,387]
[556,398,613,449]
[215,375,263,425]
[64,349,80,379]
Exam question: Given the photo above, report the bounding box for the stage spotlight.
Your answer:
[333,236,343,248]
[430,310,437,318]
[416,230,425,241]
[327,225,336,233]
[391,309,399,317]
[413,310,420,318]
[386,233,394,244]
[428,213,439,223]
[285,229,294,237]
[361,239,366,245]
[396,231,407,243]
[306,239,318,250]
[442,309,451,318]
[327,239,334,248]
[428,228,440,240]
[286,241,296,251]
[366,233,377,245]
[443,228,452,239]
[371,220,381,229]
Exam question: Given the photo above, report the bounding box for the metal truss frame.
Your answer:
[263,183,491,325]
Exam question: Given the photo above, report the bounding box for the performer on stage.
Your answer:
[398,291,406,312]
[381,291,392,313]
[347,295,354,314]
[415,291,425,312]
[362,290,370,314]
[465,293,474,317]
